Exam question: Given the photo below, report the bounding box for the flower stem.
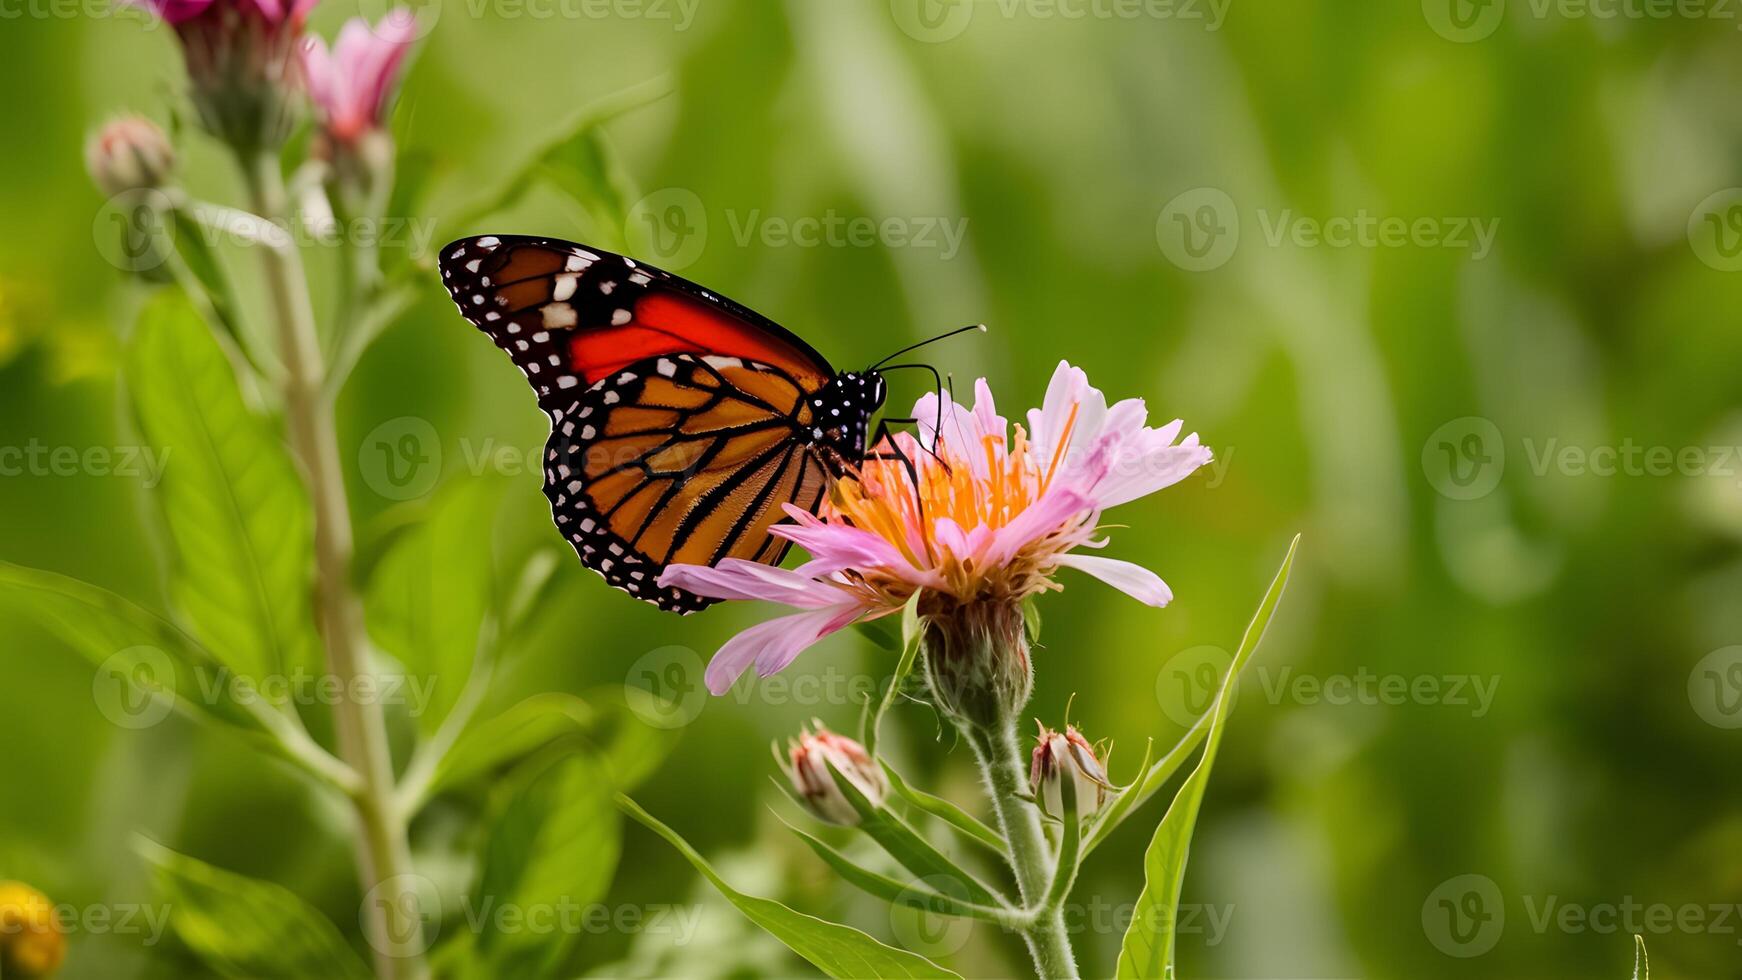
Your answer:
[967,720,1078,979]
[242,150,426,980]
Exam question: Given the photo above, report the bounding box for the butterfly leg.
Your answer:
[860,417,942,564]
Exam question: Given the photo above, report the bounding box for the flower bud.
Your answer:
[0,881,66,979]
[920,597,1033,731]
[780,723,888,825]
[1030,723,1113,821]
[85,116,176,198]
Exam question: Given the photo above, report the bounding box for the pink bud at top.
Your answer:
[1030,723,1113,822]
[300,10,418,145]
[127,0,318,26]
[780,723,888,825]
[85,115,177,197]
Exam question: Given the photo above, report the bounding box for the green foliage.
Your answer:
[426,690,677,803]
[879,761,1007,859]
[618,795,963,980]
[470,753,622,976]
[820,757,1004,909]
[0,561,259,734]
[126,291,322,684]
[365,477,503,734]
[1116,535,1300,979]
[137,839,372,979]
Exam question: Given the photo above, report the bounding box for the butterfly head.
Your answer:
[808,370,886,459]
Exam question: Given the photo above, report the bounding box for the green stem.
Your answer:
[241,151,427,980]
[967,721,1077,979]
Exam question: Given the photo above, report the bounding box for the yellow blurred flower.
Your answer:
[0,881,66,978]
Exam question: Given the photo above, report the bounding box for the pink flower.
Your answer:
[129,0,317,26]
[1030,722,1114,821]
[779,723,889,825]
[300,10,418,144]
[661,361,1213,695]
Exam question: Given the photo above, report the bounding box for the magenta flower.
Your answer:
[661,361,1213,694]
[300,11,417,145]
[129,0,317,26]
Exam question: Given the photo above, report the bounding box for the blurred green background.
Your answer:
[5,0,1742,976]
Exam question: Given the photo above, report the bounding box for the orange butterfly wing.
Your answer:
[440,236,832,409]
[439,236,840,611]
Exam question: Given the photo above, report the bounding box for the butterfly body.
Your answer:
[439,235,886,612]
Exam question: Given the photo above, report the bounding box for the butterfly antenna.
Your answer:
[876,363,953,472]
[870,323,987,370]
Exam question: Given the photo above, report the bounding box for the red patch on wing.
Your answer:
[570,292,830,387]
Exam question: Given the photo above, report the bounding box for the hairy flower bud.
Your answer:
[168,0,318,154]
[921,597,1033,731]
[0,881,66,979]
[780,723,888,825]
[85,116,177,197]
[1030,723,1113,821]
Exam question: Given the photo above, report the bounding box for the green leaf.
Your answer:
[474,753,621,974]
[136,838,371,979]
[1021,596,1042,642]
[1040,764,1083,912]
[854,618,901,651]
[780,817,1013,924]
[0,560,261,733]
[618,795,963,980]
[864,592,924,758]
[126,291,320,683]
[167,209,257,366]
[449,77,669,241]
[879,762,1007,859]
[1116,534,1300,979]
[823,759,1005,909]
[427,690,676,802]
[366,478,502,733]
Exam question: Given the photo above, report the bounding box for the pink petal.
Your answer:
[1026,361,1107,480]
[659,559,846,609]
[299,37,335,113]
[704,604,864,694]
[773,508,914,578]
[971,378,1009,452]
[1055,553,1173,607]
[1093,437,1213,509]
[981,487,1094,568]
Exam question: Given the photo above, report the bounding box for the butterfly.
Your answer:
[438,235,970,613]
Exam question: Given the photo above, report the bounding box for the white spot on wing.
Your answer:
[542,303,578,329]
